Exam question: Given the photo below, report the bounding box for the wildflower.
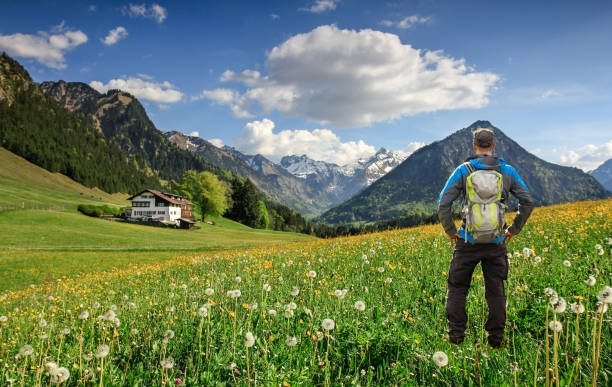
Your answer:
[290,286,300,297]
[160,357,175,369]
[314,331,324,341]
[61,327,70,335]
[354,301,366,311]
[50,367,70,384]
[205,288,214,297]
[92,302,101,309]
[175,377,183,385]
[544,288,558,304]
[78,311,89,320]
[198,306,208,317]
[18,345,34,357]
[39,333,48,339]
[385,277,392,284]
[377,267,385,273]
[597,286,612,304]
[164,330,175,340]
[0,315,7,322]
[585,276,596,286]
[227,289,241,298]
[549,321,562,332]
[570,303,585,314]
[596,302,608,314]
[286,336,298,347]
[128,302,137,309]
[322,318,335,331]
[284,309,294,318]
[45,362,58,372]
[250,303,258,310]
[563,260,571,267]
[522,247,532,258]
[263,284,272,292]
[38,319,47,328]
[95,344,110,359]
[534,256,542,264]
[130,328,139,335]
[181,284,187,290]
[550,297,567,313]
[245,332,256,348]
[235,276,242,284]
[308,270,317,278]
[432,351,448,367]
[84,353,93,361]
[268,309,277,316]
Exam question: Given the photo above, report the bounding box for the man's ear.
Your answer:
[491,142,496,151]
[473,143,478,152]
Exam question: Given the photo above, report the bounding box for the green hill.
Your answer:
[320,120,609,224]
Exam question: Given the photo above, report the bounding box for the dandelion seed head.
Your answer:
[549,320,562,332]
[290,286,300,297]
[198,306,208,317]
[308,270,317,278]
[585,276,596,286]
[322,318,335,331]
[164,329,175,340]
[205,288,214,297]
[78,310,89,320]
[563,260,571,267]
[268,309,277,316]
[160,357,175,369]
[354,301,366,311]
[245,332,256,347]
[432,351,448,367]
[570,302,585,314]
[286,336,298,346]
[597,286,612,304]
[263,284,271,292]
[95,344,110,359]
[18,345,34,357]
[550,297,567,313]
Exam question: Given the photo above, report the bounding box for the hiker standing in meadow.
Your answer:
[437,128,534,348]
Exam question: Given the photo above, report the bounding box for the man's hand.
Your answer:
[504,230,513,243]
[449,233,461,245]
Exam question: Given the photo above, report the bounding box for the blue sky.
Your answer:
[1,0,611,170]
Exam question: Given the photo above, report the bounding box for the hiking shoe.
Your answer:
[487,337,502,349]
[448,335,464,345]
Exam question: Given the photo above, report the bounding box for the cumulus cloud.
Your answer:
[0,23,87,69]
[380,15,430,29]
[199,25,499,128]
[188,131,199,137]
[233,118,376,165]
[124,3,167,23]
[101,26,128,46]
[300,0,339,13]
[403,141,425,154]
[209,138,224,147]
[89,77,183,103]
[559,140,612,172]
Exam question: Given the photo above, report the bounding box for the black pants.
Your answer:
[446,238,508,341]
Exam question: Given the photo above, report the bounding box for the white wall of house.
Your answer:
[129,193,182,222]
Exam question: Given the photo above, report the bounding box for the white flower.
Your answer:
[362,254,368,260]
[50,367,70,384]
[18,345,34,357]
[534,256,542,264]
[322,318,335,331]
[45,361,58,372]
[308,270,317,278]
[160,357,175,369]
[354,301,366,311]
[227,289,241,298]
[334,289,344,298]
[268,309,277,316]
[549,320,562,333]
[181,284,187,290]
[550,297,566,313]
[78,311,89,320]
[92,302,100,309]
[250,303,258,310]
[198,306,208,317]
[570,303,585,314]
[0,315,7,322]
[596,302,608,314]
[61,327,70,335]
[522,247,532,258]
[38,319,47,328]
[432,351,448,367]
[563,260,571,267]
[130,328,139,335]
[595,244,602,250]
[597,286,612,304]
[377,267,385,273]
[235,276,242,284]
[290,286,300,297]
[544,288,558,304]
[205,288,214,297]
[263,284,272,292]
[95,344,110,359]
[284,309,294,318]
[513,251,520,258]
[164,329,175,340]
[585,276,596,286]
[286,336,298,347]
[245,332,256,348]
[385,277,392,284]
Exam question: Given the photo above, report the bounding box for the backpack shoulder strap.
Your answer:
[463,161,476,174]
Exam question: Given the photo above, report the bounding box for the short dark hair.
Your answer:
[473,128,494,148]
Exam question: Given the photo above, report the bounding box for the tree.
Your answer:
[226,177,262,228]
[257,200,269,229]
[174,170,228,219]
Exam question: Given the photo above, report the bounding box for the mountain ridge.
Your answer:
[590,158,612,192]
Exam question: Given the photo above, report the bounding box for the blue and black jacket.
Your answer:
[437,154,534,243]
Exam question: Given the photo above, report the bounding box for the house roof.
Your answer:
[127,189,193,205]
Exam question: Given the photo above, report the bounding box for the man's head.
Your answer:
[472,128,495,154]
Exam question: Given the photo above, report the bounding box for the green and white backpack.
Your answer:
[462,162,506,243]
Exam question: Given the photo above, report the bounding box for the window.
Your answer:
[133,201,150,207]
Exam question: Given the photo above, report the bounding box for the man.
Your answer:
[437,128,534,348]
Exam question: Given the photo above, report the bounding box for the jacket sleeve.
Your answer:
[506,166,534,235]
[437,164,467,236]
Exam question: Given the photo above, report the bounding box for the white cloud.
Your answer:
[89,77,183,103]
[88,5,96,12]
[270,13,280,20]
[124,3,167,23]
[300,0,339,13]
[188,131,199,137]
[199,25,499,128]
[559,140,612,171]
[101,26,128,46]
[381,15,430,29]
[233,118,377,165]
[0,24,87,69]
[209,138,224,147]
[403,141,425,154]
[530,147,542,155]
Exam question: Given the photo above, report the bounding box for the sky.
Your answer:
[1,0,611,171]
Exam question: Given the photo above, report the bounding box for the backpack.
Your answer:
[461,162,506,243]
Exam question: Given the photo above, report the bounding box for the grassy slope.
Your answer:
[0,146,316,290]
[0,147,128,210]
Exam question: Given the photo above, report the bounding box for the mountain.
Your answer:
[590,158,612,192]
[319,121,610,224]
[164,131,334,216]
[39,80,226,184]
[0,52,158,193]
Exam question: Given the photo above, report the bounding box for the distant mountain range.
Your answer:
[319,121,610,224]
[164,131,409,216]
[590,158,612,192]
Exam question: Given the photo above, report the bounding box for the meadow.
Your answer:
[0,199,610,385]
